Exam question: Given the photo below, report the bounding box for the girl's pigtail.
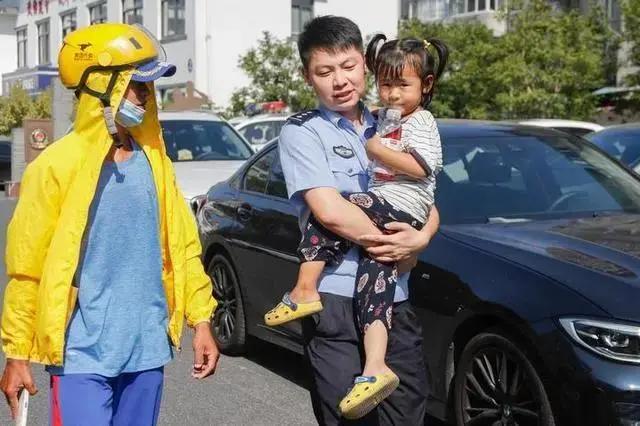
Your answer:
[426,37,449,80]
[365,33,387,74]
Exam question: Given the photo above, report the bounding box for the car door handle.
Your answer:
[237,204,252,221]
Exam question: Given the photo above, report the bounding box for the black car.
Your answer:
[586,123,640,174]
[194,121,640,426]
[0,140,11,190]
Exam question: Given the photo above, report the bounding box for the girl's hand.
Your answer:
[359,222,431,263]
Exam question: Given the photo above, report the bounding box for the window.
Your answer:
[122,0,143,25]
[162,0,185,39]
[244,150,277,194]
[604,0,622,32]
[239,121,285,146]
[37,20,50,65]
[161,120,253,162]
[16,28,27,68]
[467,0,476,12]
[61,11,77,38]
[436,134,640,225]
[266,153,288,198]
[450,0,465,15]
[89,2,108,24]
[292,0,313,37]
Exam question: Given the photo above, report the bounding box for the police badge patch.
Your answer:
[332,145,355,158]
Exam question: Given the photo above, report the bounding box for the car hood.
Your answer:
[442,214,640,321]
[173,160,245,200]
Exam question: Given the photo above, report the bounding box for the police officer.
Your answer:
[278,16,440,425]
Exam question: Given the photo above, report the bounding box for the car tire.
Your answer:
[454,329,555,426]
[207,254,246,355]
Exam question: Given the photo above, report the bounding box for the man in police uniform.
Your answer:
[278,16,440,425]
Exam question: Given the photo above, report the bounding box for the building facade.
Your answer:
[0,0,18,95]
[3,0,400,106]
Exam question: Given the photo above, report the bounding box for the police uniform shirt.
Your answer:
[278,104,411,302]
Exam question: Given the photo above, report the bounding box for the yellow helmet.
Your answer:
[58,23,161,90]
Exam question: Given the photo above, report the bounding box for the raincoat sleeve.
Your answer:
[178,191,217,327]
[2,160,60,359]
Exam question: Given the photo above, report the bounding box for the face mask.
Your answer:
[115,99,146,128]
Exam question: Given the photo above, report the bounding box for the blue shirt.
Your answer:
[278,105,410,302]
[48,143,173,376]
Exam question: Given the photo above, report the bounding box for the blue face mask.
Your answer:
[115,99,146,128]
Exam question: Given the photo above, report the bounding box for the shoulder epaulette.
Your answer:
[286,109,320,126]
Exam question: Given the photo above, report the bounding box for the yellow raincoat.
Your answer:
[1,69,217,366]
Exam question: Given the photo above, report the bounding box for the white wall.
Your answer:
[313,0,400,41]
[157,0,196,91]
[0,13,17,94]
[196,0,291,107]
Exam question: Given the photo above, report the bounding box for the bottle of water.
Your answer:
[372,108,403,182]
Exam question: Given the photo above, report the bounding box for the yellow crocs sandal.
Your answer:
[339,373,400,420]
[264,292,323,326]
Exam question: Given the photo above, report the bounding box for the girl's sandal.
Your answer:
[338,373,400,420]
[264,292,323,326]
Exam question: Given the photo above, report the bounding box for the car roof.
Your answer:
[158,110,225,122]
[516,118,604,131]
[435,119,576,139]
[590,122,640,133]
[235,114,288,128]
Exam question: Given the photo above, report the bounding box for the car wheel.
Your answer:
[208,254,246,355]
[454,329,555,426]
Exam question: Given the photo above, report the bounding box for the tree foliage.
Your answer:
[401,0,611,120]
[622,0,640,109]
[0,85,52,135]
[227,32,316,117]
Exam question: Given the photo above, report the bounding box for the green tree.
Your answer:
[401,19,498,118]
[227,32,316,117]
[401,0,608,120]
[622,0,640,108]
[0,85,52,135]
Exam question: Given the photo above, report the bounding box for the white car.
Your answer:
[518,119,604,138]
[234,114,287,149]
[67,111,253,201]
[159,111,254,200]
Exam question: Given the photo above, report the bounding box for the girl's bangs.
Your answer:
[376,52,423,81]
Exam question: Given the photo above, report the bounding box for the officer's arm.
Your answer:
[303,187,382,246]
[279,121,383,245]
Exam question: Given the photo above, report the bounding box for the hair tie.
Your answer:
[423,40,431,51]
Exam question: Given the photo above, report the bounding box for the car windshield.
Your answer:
[239,121,285,145]
[586,129,640,167]
[436,130,640,225]
[161,120,253,161]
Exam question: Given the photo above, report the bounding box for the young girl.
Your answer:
[265,34,448,419]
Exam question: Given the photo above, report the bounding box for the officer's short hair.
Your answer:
[298,16,363,70]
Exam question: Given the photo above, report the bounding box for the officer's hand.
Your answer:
[0,359,37,419]
[360,222,429,263]
[192,322,220,379]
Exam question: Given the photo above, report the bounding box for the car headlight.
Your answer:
[560,318,640,364]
